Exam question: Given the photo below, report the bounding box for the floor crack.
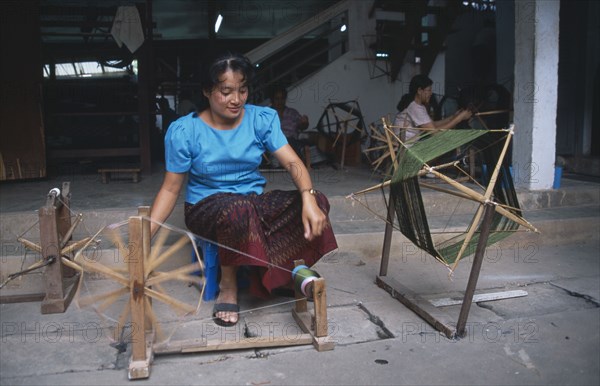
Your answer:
[549,283,600,307]
[357,302,395,339]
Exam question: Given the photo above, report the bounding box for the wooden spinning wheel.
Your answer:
[71,206,334,380]
[73,207,204,379]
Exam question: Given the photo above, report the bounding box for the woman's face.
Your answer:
[271,90,286,111]
[416,85,433,105]
[205,69,249,124]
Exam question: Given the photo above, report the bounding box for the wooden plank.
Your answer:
[292,308,312,334]
[429,290,529,307]
[0,292,45,304]
[376,275,457,338]
[154,335,314,355]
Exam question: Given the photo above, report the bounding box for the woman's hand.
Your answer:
[457,108,473,121]
[272,144,328,240]
[301,193,327,241]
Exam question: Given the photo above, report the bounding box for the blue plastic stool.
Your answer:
[192,240,220,301]
[192,239,251,301]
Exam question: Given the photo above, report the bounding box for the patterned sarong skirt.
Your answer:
[184,189,338,297]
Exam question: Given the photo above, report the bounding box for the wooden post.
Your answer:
[456,203,496,337]
[39,193,64,314]
[40,185,78,314]
[339,124,348,169]
[379,198,395,277]
[136,1,154,175]
[312,278,327,337]
[128,216,151,379]
[58,182,76,279]
[138,206,153,332]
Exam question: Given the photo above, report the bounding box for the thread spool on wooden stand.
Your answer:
[292,264,321,300]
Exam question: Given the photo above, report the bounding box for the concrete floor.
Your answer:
[0,162,599,385]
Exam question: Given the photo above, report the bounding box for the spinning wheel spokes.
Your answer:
[75,216,206,347]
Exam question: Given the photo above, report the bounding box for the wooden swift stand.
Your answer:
[377,200,497,338]
[1,182,84,314]
[125,212,333,380]
[375,127,537,338]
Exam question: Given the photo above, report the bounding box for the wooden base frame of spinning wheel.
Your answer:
[149,259,334,375]
[83,207,333,380]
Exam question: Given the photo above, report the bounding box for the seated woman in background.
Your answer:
[270,85,310,160]
[149,52,338,327]
[394,74,473,144]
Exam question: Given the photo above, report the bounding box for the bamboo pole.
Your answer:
[419,182,477,202]
[474,109,510,117]
[450,126,514,271]
[60,237,92,256]
[382,119,398,171]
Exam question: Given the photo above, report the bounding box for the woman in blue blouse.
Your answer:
[149,53,338,327]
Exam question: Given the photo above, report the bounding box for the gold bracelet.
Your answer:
[300,188,316,195]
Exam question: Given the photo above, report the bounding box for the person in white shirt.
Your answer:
[394,75,472,145]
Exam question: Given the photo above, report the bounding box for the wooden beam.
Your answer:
[128,216,150,379]
[456,203,496,337]
[376,275,456,338]
[154,335,314,355]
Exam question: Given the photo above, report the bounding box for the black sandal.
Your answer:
[212,303,240,327]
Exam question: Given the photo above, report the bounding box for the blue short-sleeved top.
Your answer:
[165,104,288,204]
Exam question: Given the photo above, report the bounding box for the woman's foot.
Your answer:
[213,265,239,326]
[213,287,239,326]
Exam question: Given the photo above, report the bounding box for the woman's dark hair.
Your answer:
[396,74,433,112]
[200,52,254,95]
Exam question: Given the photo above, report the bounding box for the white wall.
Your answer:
[285,0,440,129]
[285,54,405,129]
